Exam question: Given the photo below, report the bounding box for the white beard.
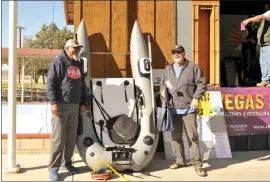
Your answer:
[72,54,80,61]
[174,58,181,63]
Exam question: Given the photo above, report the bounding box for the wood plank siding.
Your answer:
[67,0,175,78]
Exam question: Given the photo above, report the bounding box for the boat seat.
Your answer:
[106,114,140,144]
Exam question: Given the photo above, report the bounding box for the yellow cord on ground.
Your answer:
[93,160,130,181]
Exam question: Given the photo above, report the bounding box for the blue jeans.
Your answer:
[259,45,270,83]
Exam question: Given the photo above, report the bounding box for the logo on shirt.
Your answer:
[67,66,81,79]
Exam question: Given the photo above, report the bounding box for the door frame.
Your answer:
[192,1,220,86]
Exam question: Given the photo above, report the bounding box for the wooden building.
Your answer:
[62,1,270,153]
[64,0,220,86]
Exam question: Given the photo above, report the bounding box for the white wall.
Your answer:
[2,104,52,134]
[176,1,193,61]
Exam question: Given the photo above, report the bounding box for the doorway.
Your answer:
[192,2,219,86]
[198,8,210,83]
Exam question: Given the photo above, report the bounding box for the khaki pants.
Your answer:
[171,112,202,166]
[48,104,79,173]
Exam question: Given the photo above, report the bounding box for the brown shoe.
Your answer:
[169,163,187,169]
[256,82,268,87]
[193,165,207,177]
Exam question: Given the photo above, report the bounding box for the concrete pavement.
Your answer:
[2,151,270,181]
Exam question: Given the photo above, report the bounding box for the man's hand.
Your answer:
[191,98,199,109]
[80,105,86,112]
[241,19,250,26]
[51,104,60,116]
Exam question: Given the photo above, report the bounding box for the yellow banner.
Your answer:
[198,91,213,116]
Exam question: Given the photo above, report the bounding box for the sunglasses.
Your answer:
[73,47,81,52]
[172,51,183,55]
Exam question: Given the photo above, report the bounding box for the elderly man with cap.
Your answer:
[160,45,207,177]
[46,39,87,181]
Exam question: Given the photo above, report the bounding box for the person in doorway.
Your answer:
[46,39,87,181]
[241,3,270,87]
[160,45,207,177]
[241,17,258,85]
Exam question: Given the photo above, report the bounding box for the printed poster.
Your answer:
[164,91,232,160]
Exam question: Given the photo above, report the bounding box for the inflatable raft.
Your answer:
[76,19,159,172]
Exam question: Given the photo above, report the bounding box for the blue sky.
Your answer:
[2,1,74,47]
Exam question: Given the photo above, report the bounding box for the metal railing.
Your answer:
[1,88,48,102]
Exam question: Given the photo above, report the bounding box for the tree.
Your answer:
[23,23,74,83]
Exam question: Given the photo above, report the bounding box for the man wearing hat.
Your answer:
[160,45,207,177]
[46,39,87,181]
